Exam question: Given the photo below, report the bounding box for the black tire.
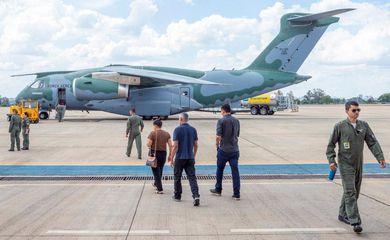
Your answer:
[161,116,168,120]
[250,106,259,115]
[259,107,268,115]
[39,112,49,120]
[268,110,275,115]
[142,116,152,120]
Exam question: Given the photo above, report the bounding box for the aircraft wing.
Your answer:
[99,66,222,86]
[11,71,75,78]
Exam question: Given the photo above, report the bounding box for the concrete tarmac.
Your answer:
[1,105,389,239]
[0,105,389,165]
[0,179,389,239]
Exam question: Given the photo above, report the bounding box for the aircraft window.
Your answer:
[182,91,188,96]
[38,81,44,88]
[23,101,37,108]
[30,80,40,89]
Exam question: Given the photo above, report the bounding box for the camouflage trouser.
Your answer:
[126,133,142,158]
[339,162,362,225]
[23,133,29,149]
[10,130,21,150]
[58,110,65,122]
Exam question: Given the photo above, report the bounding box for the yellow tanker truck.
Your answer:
[241,94,277,115]
[241,92,299,115]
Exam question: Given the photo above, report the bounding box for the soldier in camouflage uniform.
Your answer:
[22,112,30,150]
[55,104,66,122]
[126,109,144,159]
[326,101,386,233]
[8,109,22,151]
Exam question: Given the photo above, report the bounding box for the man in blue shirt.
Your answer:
[169,112,200,206]
[210,104,241,200]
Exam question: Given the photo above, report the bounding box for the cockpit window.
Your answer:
[29,79,44,89]
[23,101,37,108]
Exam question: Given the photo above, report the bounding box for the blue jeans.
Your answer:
[215,149,240,196]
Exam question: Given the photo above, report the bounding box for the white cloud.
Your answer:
[160,15,259,52]
[183,0,194,5]
[126,0,158,29]
[0,0,389,99]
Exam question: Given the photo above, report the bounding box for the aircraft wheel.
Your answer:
[143,116,152,120]
[39,112,49,120]
[161,116,168,120]
[259,107,268,115]
[250,106,259,115]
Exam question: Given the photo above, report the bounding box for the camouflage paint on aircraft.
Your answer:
[14,9,354,118]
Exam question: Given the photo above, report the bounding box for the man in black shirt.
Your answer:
[210,104,241,200]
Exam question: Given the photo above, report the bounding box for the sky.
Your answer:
[0,0,389,98]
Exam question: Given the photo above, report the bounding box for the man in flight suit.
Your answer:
[21,112,30,150]
[56,104,66,122]
[9,109,22,151]
[326,100,386,233]
[126,109,144,159]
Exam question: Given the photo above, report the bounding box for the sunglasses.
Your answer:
[352,108,361,113]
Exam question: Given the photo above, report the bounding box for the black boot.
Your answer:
[352,224,363,233]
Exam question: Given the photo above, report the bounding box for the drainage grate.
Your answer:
[1,173,389,181]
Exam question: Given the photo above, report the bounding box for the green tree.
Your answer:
[378,93,390,103]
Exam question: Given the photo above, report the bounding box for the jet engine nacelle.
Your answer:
[72,77,128,101]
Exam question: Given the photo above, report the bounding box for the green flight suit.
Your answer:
[22,117,30,149]
[326,119,384,225]
[9,114,22,151]
[126,115,144,158]
[56,105,66,122]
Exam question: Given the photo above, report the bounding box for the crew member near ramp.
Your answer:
[8,109,22,151]
[55,103,66,122]
[326,100,386,233]
[22,112,30,150]
[126,109,144,159]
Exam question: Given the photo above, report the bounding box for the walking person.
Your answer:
[21,112,30,150]
[147,119,172,194]
[326,101,386,233]
[126,109,144,159]
[210,104,241,200]
[55,103,66,122]
[169,113,200,206]
[8,109,22,151]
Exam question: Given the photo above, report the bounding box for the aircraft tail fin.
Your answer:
[245,8,355,72]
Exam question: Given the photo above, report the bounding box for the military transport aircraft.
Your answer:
[14,9,354,120]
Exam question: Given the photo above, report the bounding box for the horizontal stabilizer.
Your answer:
[288,8,355,23]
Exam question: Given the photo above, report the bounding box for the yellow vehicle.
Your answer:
[7,100,40,123]
[247,94,277,106]
[242,92,299,115]
[242,94,278,115]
